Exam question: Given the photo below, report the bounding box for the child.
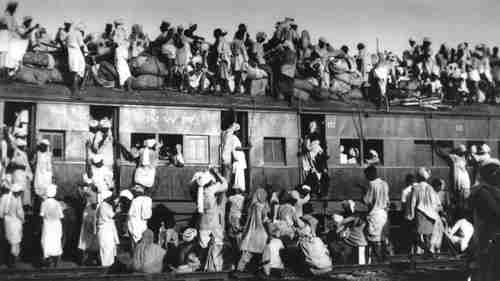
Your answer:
[40,184,64,267]
[262,223,285,277]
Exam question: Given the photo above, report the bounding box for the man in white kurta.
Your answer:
[127,188,152,245]
[40,184,63,263]
[0,183,24,263]
[96,190,119,267]
[64,21,87,79]
[221,123,242,181]
[34,139,53,199]
[133,139,159,190]
[112,19,132,88]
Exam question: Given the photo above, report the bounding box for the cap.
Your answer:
[119,189,134,201]
[46,184,57,198]
[40,139,50,146]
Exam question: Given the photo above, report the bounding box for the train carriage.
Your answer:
[0,81,499,219]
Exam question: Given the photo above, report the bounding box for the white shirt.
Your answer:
[128,195,152,242]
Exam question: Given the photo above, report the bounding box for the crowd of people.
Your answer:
[0,105,499,280]
[0,2,499,108]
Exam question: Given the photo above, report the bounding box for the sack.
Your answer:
[245,65,268,80]
[14,66,64,85]
[293,88,310,101]
[22,52,55,69]
[130,55,168,76]
[247,78,267,96]
[132,75,164,90]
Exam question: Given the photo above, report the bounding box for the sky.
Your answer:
[6,0,500,54]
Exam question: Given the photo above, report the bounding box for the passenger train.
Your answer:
[0,81,498,224]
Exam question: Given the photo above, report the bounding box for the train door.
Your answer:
[221,109,250,189]
[3,101,37,152]
[89,105,120,187]
[300,114,326,150]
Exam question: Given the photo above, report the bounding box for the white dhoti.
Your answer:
[127,217,148,243]
[68,46,86,78]
[4,215,23,245]
[5,36,28,70]
[115,45,131,86]
[366,208,388,242]
[97,222,119,267]
[42,219,63,258]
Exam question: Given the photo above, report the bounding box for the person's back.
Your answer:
[132,229,165,273]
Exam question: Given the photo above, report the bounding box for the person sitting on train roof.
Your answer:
[361,165,389,263]
[112,19,133,91]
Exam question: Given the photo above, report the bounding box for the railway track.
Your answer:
[0,256,468,281]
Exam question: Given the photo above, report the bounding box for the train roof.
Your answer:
[0,81,499,117]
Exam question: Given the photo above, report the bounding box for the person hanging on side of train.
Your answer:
[0,182,24,268]
[92,118,114,175]
[115,189,133,240]
[406,167,443,258]
[361,165,389,263]
[232,149,246,192]
[86,153,114,202]
[221,122,242,182]
[469,161,500,281]
[132,228,166,274]
[96,189,119,268]
[127,185,152,250]
[4,125,33,207]
[77,183,99,266]
[118,138,161,191]
[191,168,227,271]
[302,121,329,197]
[40,184,63,267]
[33,139,53,208]
[237,188,269,272]
[112,19,133,91]
[435,143,471,214]
[63,20,88,93]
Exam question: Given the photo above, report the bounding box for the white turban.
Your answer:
[9,183,23,192]
[100,189,113,200]
[46,184,57,198]
[119,189,134,201]
[89,120,99,128]
[40,139,50,146]
[100,119,112,128]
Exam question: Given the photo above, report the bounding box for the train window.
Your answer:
[130,133,156,149]
[158,134,183,160]
[39,130,65,160]
[89,105,115,122]
[466,141,486,154]
[183,135,209,164]
[434,140,454,166]
[339,139,361,165]
[414,140,433,166]
[363,139,384,165]
[264,137,286,165]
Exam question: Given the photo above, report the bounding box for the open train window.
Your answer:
[340,139,361,165]
[158,134,183,160]
[466,140,486,154]
[434,140,454,166]
[264,137,286,165]
[39,130,65,160]
[363,139,384,165]
[130,133,155,149]
[301,114,326,150]
[414,140,433,166]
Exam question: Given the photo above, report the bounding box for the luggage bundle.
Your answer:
[22,52,56,69]
[14,65,64,85]
[129,54,168,90]
[390,96,446,110]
